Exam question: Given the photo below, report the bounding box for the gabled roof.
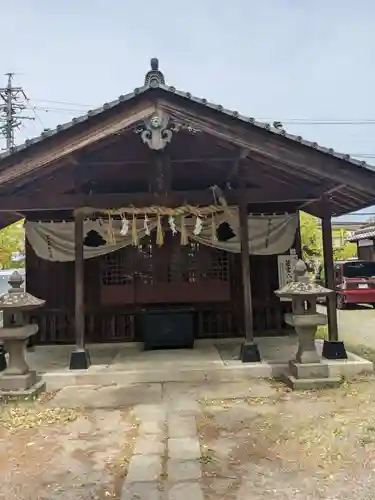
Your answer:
[1,57,374,176]
[347,222,375,241]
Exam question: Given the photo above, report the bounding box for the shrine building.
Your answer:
[0,58,375,369]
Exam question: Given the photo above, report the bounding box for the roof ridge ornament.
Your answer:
[144,58,165,87]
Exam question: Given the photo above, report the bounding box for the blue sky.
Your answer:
[1,1,375,221]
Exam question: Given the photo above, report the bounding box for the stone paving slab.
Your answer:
[168,437,201,460]
[167,459,202,481]
[168,415,197,438]
[168,482,205,500]
[47,383,163,408]
[126,454,163,482]
[121,482,163,500]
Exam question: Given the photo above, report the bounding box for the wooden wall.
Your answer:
[26,235,286,344]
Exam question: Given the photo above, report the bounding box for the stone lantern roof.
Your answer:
[275,260,333,299]
[0,270,45,310]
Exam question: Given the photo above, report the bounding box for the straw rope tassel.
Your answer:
[211,214,217,243]
[131,214,138,246]
[156,214,164,246]
[180,215,189,246]
[107,215,115,244]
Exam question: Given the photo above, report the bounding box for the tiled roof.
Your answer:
[347,224,375,241]
[1,57,375,177]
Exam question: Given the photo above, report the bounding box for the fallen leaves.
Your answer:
[0,406,78,432]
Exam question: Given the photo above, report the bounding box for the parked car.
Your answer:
[316,260,375,309]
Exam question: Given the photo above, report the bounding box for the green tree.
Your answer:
[300,211,357,267]
[333,241,357,261]
[0,220,25,269]
[299,211,322,261]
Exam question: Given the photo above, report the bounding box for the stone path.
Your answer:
[123,404,203,499]
[4,379,375,498]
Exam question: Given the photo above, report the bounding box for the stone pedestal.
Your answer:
[286,313,324,364]
[240,342,261,363]
[281,313,341,390]
[69,349,91,370]
[0,325,45,398]
[275,260,342,391]
[0,344,6,371]
[322,340,348,360]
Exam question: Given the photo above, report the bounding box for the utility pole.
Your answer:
[0,73,34,151]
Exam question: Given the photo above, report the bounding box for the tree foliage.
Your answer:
[0,221,25,269]
[333,241,357,261]
[299,211,322,261]
[299,211,357,265]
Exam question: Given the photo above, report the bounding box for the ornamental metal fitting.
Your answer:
[135,112,180,151]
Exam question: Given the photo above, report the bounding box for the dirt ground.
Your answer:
[2,379,375,499]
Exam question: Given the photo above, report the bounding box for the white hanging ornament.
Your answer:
[193,216,203,236]
[120,215,129,236]
[144,214,150,235]
[168,215,177,235]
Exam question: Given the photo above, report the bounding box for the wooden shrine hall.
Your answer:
[1,58,375,369]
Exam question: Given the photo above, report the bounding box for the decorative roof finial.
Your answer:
[144,57,165,88]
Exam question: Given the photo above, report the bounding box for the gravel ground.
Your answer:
[2,379,375,499]
[318,304,375,351]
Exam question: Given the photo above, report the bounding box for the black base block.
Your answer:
[0,347,6,371]
[69,349,91,370]
[322,340,347,360]
[240,342,261,363]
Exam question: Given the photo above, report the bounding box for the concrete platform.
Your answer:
[281,374,341,390]
[18,337,373,390]
[0,379,46,400]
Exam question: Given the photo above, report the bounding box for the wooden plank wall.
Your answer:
[26,240,285,344]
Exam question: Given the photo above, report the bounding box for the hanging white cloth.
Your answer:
[24,211,297,262]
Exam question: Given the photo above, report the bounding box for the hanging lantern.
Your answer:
[168,215,177,235]
[193,216,203,236]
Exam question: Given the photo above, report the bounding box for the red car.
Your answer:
[317,260,375,309]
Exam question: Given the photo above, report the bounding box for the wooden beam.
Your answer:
[0,188,318,212]
[69,210,91,369]
[239,191,254,342]
[0,102,157,186]
[321,200,339,342]
[159,100,375,195]
[238,171,261,362]
[74,211,85,350]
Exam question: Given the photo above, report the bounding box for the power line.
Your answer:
[29,98,93,107]
[0,73,34,151]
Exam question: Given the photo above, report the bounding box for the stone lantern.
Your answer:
[275,260,340,389]
[0,271,46,397]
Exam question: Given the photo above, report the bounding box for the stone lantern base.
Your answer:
[282,313,341,390]
[281,360,341,390]
[0,325,46,400]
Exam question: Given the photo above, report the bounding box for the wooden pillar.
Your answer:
[69,210,91,369]
[238,180,261,362]
[321,204,347,359]
[321,213,338,341]
[294,210,302,259]
[239,197,254,341]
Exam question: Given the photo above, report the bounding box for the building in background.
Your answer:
[347,220,375,260]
